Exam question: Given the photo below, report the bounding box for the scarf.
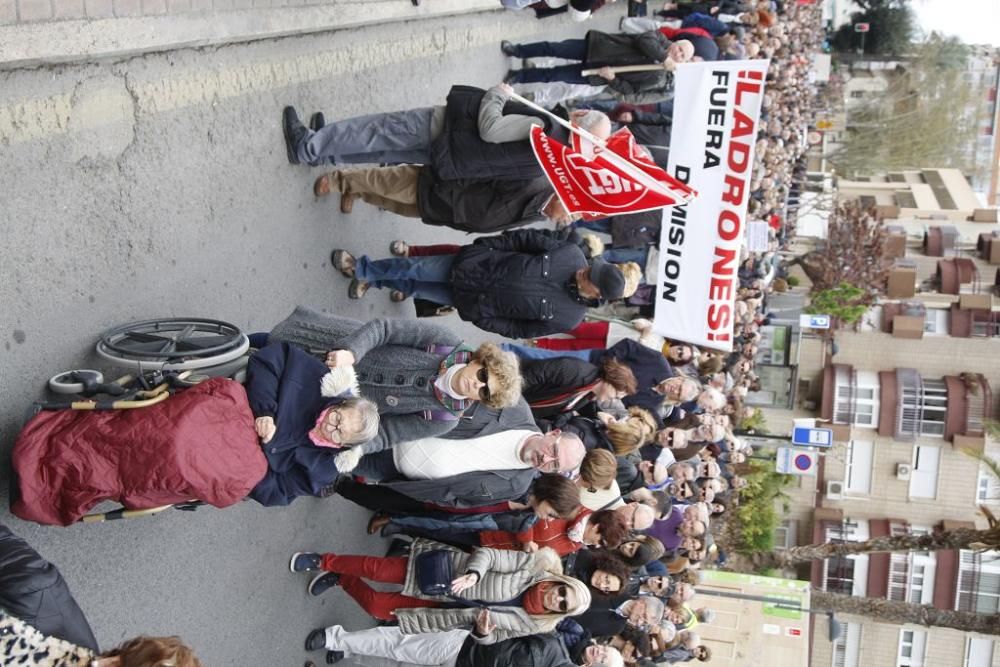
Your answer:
[424,343,475,421]
[522,582,551,616]
[307,406,347,449]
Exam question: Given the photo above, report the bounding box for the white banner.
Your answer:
[652,60,769,351]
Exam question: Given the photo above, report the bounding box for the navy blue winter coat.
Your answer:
[590,339,673,418]
[245,342,347,506]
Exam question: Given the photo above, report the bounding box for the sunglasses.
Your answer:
[476,367,490,401]
[553,584,569,612]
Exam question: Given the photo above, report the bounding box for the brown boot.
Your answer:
[340,193,359,214]
[367,513,391,535]
[314,174,333,197]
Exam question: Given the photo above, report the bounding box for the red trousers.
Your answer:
[534,321,610,350]
[406,244,460,257]
[320,554,439,621]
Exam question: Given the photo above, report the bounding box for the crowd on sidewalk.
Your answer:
[3,1,824,666]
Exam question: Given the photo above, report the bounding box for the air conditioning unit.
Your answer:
[825,480,844,500]
[896,463,912,481]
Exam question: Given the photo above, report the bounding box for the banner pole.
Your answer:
[508,90,696,204]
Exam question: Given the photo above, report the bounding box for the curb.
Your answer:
[0,0,499,70]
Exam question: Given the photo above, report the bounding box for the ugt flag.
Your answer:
[530,125,697,217]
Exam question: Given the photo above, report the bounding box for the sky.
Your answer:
[912,0,1000,47]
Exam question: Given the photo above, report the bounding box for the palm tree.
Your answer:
[810,591,1000,635]
[747,518,1000,571]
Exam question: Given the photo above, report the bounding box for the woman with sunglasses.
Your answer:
[291,538,592,649]
[267,307,522,473]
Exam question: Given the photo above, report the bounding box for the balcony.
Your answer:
[977,231,1000,264]
[944,373,994,441]
[923,225,959,257]
[936,258,980,295]
[896,368,948,441]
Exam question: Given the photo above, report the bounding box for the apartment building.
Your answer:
[759,172,1000,667]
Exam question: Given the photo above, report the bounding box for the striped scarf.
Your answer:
[423,343,474,421]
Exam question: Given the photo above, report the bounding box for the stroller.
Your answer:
[10,318,267,526]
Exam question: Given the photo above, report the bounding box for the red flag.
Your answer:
[530,125,696,217]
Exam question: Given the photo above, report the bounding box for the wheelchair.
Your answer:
[24,318,255,524]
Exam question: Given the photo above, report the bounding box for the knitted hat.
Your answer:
[588,258,626,300]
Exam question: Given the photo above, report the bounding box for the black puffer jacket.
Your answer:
[0,523,98,652]
[584,30,672,95]
[430,85,568,181]
[449,229,590,339]
[456,632,576,667]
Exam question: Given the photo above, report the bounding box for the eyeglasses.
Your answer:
[476,367,491,401]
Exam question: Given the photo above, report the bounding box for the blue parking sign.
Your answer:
[792,427,833,448]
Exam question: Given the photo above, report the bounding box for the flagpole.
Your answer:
[507,91,696,204]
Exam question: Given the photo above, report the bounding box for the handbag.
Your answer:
[414,549,455,597]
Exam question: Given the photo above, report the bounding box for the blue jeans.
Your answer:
[355,255,456,304]
[512,38,588,61]
[500,343,592,362]
[604,248,648,272]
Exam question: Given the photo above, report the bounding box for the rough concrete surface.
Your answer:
[0,7,621,666]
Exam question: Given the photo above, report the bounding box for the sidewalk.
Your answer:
[0,0,499,69]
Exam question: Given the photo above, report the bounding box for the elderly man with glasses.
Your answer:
[332,429,588,515]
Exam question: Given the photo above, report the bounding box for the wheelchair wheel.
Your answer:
[48,370,105,395]
[96,318,249,371]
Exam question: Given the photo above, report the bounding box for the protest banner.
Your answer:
[652,60,769,351]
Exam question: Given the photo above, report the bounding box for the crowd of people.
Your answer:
[2,1,825,666]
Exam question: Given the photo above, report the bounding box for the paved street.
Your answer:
[0,7,619,666]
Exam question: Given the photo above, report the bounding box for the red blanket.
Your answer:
[12,377,267,526]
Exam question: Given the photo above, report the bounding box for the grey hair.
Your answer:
[643,596,666,624]
[338,397,380,444]
[574,109,609,133]
[594,647,625,667]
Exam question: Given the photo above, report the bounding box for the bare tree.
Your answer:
[783,201,889,296]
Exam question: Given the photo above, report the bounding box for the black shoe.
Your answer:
[282,106,308,165]
[500,40,518,57]
[310,112,326,131]
[290,552,322,573]
[326,651,345,665]
[309,572,341,596]
[305,628,326,652]
[410,0,420,5]
[503,69,519,85]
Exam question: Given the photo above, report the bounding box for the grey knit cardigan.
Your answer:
[269,306,466,453]
[393,538,569,644]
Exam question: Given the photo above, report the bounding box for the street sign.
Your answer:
[854,23,870,32]
[776,447,818,476]
[799,313,831,329]
[792,426,833,448]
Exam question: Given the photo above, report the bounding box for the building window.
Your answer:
[850,90,866,99]
[844,440,874,495]
[977,469,998,504]
[832,622,863,667]
[774,519,797,550]
[923,309,948,335]
[964,637,995,667]
[897,629,927,667]
[834,369,880,428]
[957,550,1000,614]
[823,521,869,596]
[908,446,941,499]
[888,524,936,604]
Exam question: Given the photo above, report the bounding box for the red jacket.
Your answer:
[479,507,592,556]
